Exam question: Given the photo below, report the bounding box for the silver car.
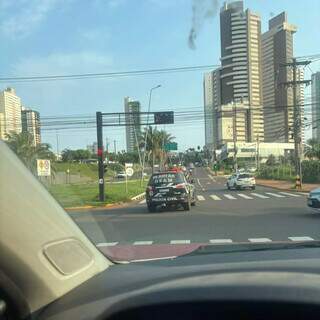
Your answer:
[307,187,320,211]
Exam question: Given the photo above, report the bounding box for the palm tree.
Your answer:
[5,131,55,174]
[141,127,175,171]
[304,138,320,160]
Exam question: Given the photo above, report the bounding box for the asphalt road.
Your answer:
[71,167,317,247]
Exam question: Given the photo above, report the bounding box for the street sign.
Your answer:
[164,142,178,151]
[154,111,174,124]
[37,159,51,176]
[125,163,133,168]
[125,167,134,177]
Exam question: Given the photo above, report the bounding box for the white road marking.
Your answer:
[265,192,286,198]
[133,241,153,245]
[96,242,118,247]
[237,193,253,199]
[248,238,272,243]
[197,178,205,191]
[210,239,233,244]
[139,199,146,204]
[170,240,191,244]
[223,194,237,200]
[279,192,302,197]
[197,195,205,201]
[250,193,270,199]
[210,195,222,200]
[288,236,314,241]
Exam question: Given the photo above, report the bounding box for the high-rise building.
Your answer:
[21,107,41,146]
[311,72,320,141]
[219,0,264,142]
[124,97,141,153]
[204,69,221,150]
[261,12,300,143]
[0,87,22,140]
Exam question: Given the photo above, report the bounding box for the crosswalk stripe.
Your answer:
[279,192,302,197]
[139,199,146,204]
[248,238,272,243]
[197,195,205,201]
[250,193,270,199]
[96,242,118,247]
[170,240,191,244]
[237,193,253,199]
[210,239,233,244]
[224,194,237,200]
[288,236,314,241]
[133,241,153,245]
[265,192,286,198]
[210,195,222,200]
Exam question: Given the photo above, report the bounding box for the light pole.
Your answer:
[141,85,161,181]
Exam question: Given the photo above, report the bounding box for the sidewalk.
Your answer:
[256,179,319,193]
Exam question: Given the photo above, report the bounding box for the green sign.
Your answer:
[164,142,178,151]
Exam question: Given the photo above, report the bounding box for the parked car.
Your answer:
[146,171,196,212]
[116,171,126,179]
[307,187,320,210]
[226,173,256,190]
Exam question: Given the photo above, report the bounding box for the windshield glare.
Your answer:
[2,0,319,263]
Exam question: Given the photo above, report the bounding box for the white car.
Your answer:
[116,172,127,178]
[226,173,256,190]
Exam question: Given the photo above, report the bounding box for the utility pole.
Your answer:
[96,112,105,201]
[55,129,59,157]
[113,140,117,154]
[256,135,260,170]
[232,101,238,171]
[280,58,311,187]
[106,138,109,153]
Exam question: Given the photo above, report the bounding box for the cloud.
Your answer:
[12,51,114,76]
[0,0,68,38]
[92,0,126,9]
[81,28,111,42]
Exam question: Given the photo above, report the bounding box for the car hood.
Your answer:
[310,187,320,194]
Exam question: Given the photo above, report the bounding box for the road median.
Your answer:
[48,180,147,210]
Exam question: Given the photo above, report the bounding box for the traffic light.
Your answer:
[154,111,174,124]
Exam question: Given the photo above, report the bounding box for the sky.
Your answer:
[0,0,319,153]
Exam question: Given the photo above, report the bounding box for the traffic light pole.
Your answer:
[96,112,105,202]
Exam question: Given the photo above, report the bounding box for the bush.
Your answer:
[301,160,320,183]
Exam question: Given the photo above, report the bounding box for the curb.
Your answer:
[65,191,147,212]
[256,182,309,194]
[65,202,126,212]
[131,192,146,201]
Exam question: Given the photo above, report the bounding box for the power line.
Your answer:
[0,64,220,83]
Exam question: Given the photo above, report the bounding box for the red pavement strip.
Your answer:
[98,244,204,262]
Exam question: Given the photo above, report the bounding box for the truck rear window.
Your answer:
[149,173,184,186]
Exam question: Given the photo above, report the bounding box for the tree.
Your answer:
[266,154,276,166]
[61,149,91,162]
[141,126,175,170]
[61,149,74,162]
[5,131,55,174]
[304,138,320,160]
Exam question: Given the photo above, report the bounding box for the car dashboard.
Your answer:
[36,245,320,320]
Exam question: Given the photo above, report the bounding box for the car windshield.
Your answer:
[150,173,184,186]
[1,0,320,264]
[238,174,251,179]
